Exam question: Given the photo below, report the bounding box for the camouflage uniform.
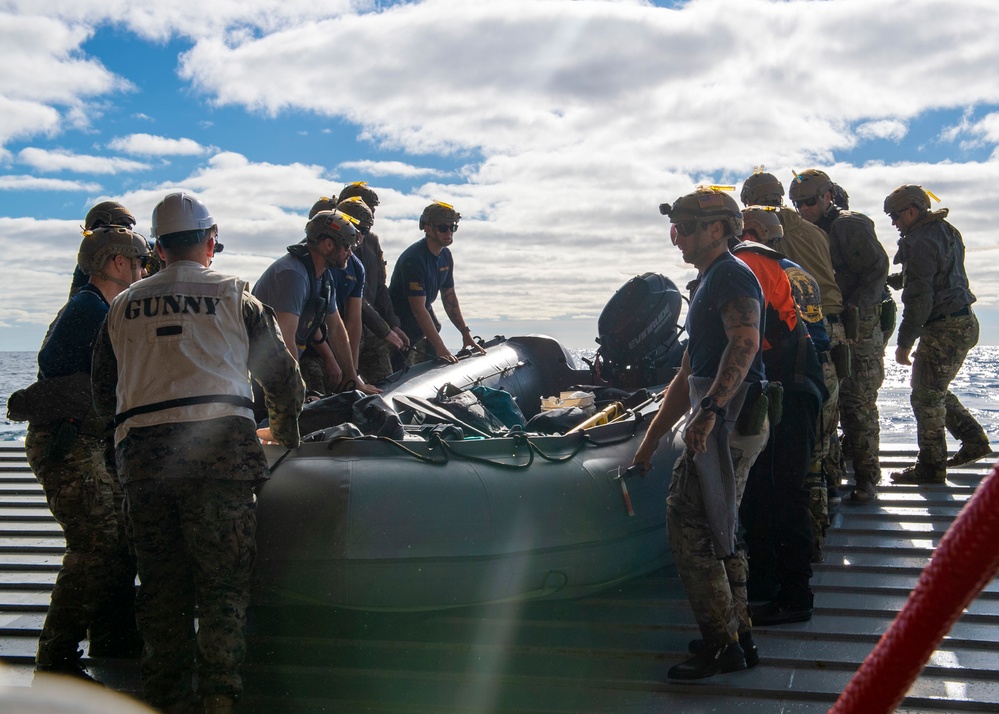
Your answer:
[894,209,986,472]
[93,281,304,711]
[25,427,136,667]
[668,427,769,644]
[817,206,888,495]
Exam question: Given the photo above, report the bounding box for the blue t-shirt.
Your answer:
[686,252,766,384]
[252,249,335,352]
[37,283,109,379]
[389,238,455,342]
[332,253,365,316]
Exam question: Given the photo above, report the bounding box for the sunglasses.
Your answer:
[435,223,458,233]
[138,256,151,269]
[793,196,820,209]
[672,220,703,238]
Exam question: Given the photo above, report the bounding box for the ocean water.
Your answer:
[2,347,998,447]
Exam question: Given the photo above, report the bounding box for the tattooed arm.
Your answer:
[684,295,761,454]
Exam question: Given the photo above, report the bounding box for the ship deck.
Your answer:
[1,443,998,712]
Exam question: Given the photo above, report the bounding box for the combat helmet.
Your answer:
[338,182,380,210]
[77,225,150,276]
[419,201,460,231]
[336,196,374,234]
[309,197,339,220]
[741,171,785,207]
[884,184,932,215]
[659,187,743,238]
[788,169,833,203]
[741,206,784,243]
[306,210,360,250]
[85,201,136,231]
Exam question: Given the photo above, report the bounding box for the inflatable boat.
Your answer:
[253,273,688,611]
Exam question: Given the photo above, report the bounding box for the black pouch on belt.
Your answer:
[831,343,852,379]
[843,305,860,341]
[737,381,769,436]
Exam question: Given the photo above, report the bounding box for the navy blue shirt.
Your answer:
[389,238,455,343]
[686,252,765,384]
[331,253,365,316]
[37,283,109,379]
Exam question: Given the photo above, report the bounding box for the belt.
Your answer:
[927,306,970,323]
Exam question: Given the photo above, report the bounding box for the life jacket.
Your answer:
[287,242,333,349]
[106,261,254,444]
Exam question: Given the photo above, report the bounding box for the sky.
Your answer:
[2,0,999,353]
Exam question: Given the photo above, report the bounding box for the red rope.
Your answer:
[831,459,999,713]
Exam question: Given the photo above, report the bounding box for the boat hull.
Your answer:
[253,335,683,610]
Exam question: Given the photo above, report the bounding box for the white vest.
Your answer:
[107,261,254,444]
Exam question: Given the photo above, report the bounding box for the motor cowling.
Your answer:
[596,273,684,389]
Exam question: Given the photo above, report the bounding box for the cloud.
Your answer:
[0,175,102,191]
[337,160,446,178]
[856,120,908,142]
[17,147,150,173]
[107,133,208,157]
[0,12,128,148]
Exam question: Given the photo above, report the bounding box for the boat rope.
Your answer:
[434,432,535,470]
[831,457,999,713]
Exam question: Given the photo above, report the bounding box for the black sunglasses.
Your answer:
[435,223,458,233]
[793,196,820,209]
[672,220,703,237]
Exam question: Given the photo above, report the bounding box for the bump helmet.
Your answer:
[660,188,743,237]
[305,210,360,250]
[884,184,931,215]
[308,197,338,220]
[338,182,380,209]
[151,192,215,239]
[77,225,151,275]
[830,183,850,210]
[336,196,374,233]
[84,201,136,231]
[741,206,784,243]
[788,169,833,202]
[740,172,784,207]
[419,201,460,230]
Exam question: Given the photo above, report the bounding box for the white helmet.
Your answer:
[151,192,215,238]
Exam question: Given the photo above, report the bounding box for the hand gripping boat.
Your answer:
[253,273,687,611]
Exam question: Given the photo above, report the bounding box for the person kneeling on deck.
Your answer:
[389,201,485,366]
[22,226,149,680]
[92,192,305,714]
[631,188,769,680]
[884,185,991,484]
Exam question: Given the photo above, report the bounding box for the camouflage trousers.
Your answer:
[358,326,397,384]
[839,315,885,489]
[24,426,136,666]
[299,345,332,396]
[808,342,841,558]
[666,425,769,644]
[911,312,983,468]
[123,476,256,709]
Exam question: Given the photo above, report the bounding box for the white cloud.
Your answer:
[18,147,150,173]
[337,160,446,178]
[4,0,999,342]
[856,120,908,142]
[0,174,102,191]
[107,133,208,157]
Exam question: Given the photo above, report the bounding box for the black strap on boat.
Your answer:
[114,394,255,427]
[434,432,535,470]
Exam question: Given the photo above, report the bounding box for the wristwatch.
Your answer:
[699,396,725,418]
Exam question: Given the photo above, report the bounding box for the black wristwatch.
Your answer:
[699,396,726,418]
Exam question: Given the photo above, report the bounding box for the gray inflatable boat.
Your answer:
[253,275,687,611]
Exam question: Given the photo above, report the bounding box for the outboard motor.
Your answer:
[595,272,685,389]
